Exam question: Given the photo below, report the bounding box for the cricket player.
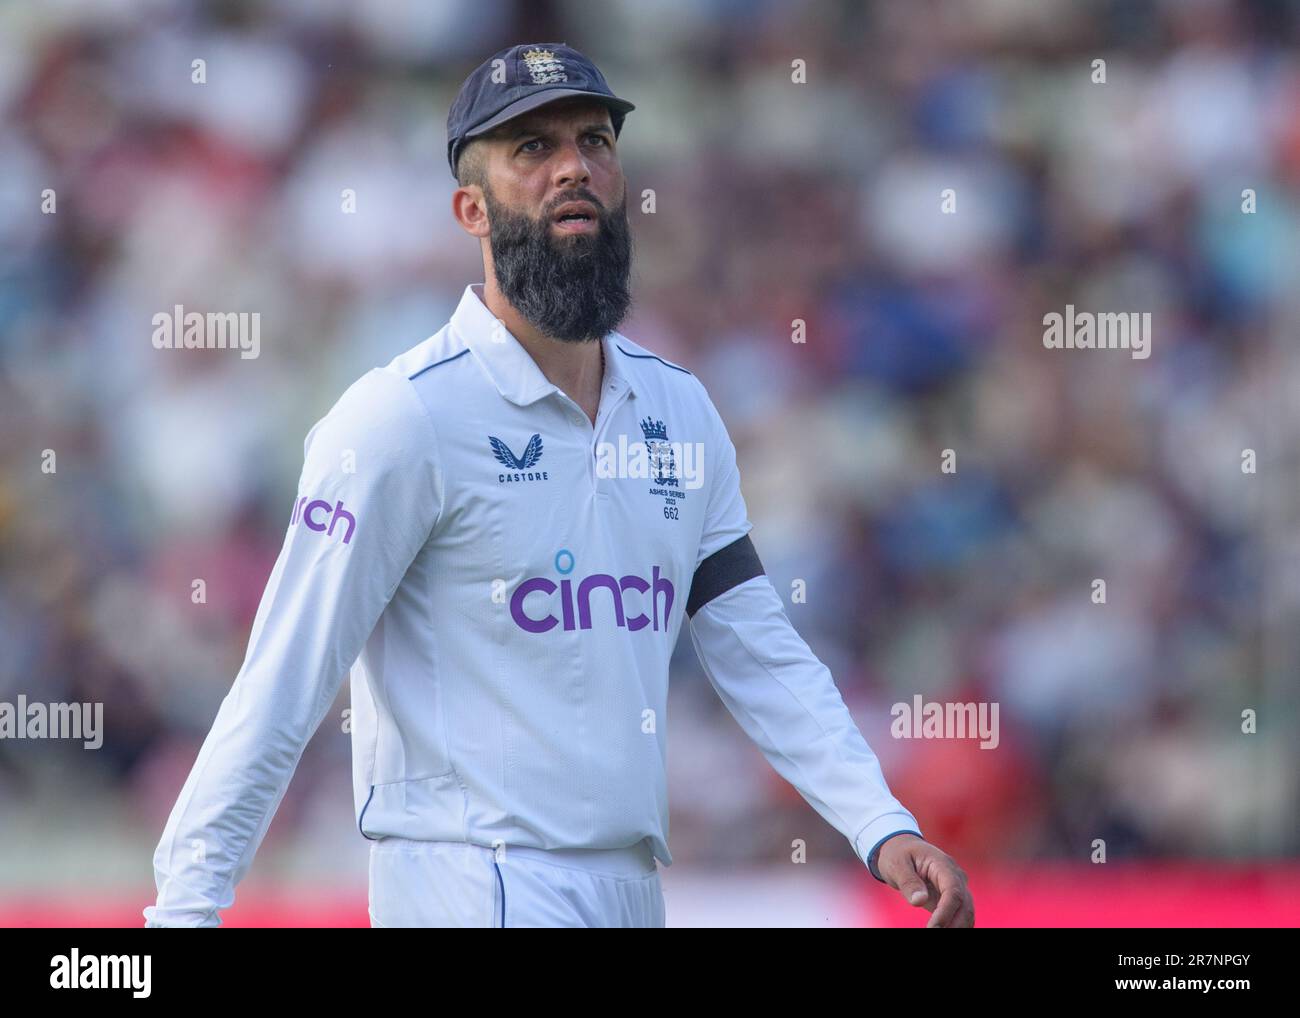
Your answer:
[144,42,974,928]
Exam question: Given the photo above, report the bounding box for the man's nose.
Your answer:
[551,139,592,188]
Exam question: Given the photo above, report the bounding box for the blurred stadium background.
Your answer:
[1,0,1298,926]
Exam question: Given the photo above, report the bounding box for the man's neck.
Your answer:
[480,279,606,423]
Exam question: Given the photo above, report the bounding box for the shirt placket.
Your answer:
[553,377,631,498]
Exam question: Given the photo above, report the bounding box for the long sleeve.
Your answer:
[143,368,442,927]
[688,578,922,879]
[686,381,921,881]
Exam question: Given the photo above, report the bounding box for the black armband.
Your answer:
[686,534,765,618]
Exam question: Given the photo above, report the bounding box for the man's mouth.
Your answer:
[552,202,598,234]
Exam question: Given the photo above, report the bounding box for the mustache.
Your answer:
[544,188,606,220]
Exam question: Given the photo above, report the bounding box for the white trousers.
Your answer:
[368,837,666,928]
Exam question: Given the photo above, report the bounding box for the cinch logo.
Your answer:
[510,549,674,633]
[289,495,356,544]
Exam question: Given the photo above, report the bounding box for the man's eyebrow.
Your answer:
[504,121,614,140]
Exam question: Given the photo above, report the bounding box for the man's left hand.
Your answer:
[875,834,974,928]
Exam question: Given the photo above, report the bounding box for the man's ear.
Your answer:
[452,185,491,239]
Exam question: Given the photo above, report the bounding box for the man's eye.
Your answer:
[587,134,608,146]
[519,139,543,153]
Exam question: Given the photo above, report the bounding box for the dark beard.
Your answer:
[483,183,633,343]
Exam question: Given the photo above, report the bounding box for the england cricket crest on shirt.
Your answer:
[641,416,685,521]
[595,414,703,514]
[522,48,567,85]
[640,417,679,487]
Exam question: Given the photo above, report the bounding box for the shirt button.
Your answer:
[571,413,583,425]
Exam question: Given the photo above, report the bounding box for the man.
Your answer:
[144,42,973,928]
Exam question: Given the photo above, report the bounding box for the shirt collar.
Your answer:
[453,283,635,407]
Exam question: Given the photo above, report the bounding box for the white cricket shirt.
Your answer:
[145,283,921,926]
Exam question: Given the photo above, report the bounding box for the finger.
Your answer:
[939,891,975,928]
[905,883,934,908]
[902,884,935,910]
[950,872,975,927]
[892,857,931,908]
[925,887,963,928]
[924,866,967,928]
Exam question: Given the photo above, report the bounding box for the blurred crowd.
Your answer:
[1,0,1298,892]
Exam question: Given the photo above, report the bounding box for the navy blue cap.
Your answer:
[447,43,635,179]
